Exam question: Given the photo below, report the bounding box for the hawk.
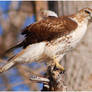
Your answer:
[0,8,92,73]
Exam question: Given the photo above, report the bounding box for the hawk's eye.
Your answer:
[84,10,91,15]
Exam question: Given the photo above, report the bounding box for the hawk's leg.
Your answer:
[53,56,64,71]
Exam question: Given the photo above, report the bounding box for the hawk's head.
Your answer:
[79,8,92,20]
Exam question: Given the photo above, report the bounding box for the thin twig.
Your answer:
[30,74,49,83]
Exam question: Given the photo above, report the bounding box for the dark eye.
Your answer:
[85,10,91,15]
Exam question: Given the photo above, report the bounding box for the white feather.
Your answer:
[15,42,46,63]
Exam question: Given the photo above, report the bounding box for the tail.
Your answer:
[1,41,24,58]
[0,60,16,73]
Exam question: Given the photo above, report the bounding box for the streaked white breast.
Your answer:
[14,42,46,63]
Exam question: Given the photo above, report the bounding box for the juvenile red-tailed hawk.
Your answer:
[0,8,92,73]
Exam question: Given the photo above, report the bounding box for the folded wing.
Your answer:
[3,16,78,56]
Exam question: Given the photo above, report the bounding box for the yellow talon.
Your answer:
[53,56,64,71]
[55,61,64,71]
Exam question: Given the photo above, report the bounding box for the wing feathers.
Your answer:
[21,16,77,48]
[1,41,24,57]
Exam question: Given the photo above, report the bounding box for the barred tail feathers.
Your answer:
[0,60,16,73]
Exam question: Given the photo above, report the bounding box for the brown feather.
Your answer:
[21,16,78,48]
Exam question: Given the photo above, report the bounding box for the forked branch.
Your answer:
[30,65,67,91]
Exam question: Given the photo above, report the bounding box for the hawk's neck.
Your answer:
[68,13,89,25]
